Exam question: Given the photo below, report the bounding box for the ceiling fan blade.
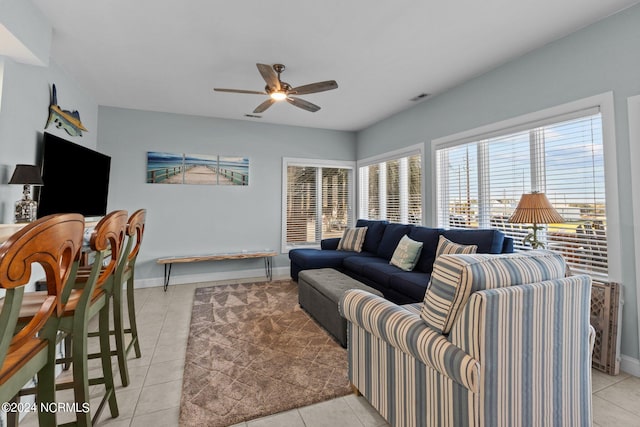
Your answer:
[290,80,338,95]
[286,97,320,112]
[214,88,267,95]
[256,63,281,91]
[253,98,276,113]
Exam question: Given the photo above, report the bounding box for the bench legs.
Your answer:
[163,263,172,292]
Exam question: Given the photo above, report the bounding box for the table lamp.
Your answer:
[508,191,564,249]
[9,164,44,223]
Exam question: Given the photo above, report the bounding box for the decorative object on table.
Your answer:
[146,151,249,185]
[8,164,44,223]
[45,83,88,136]
[508,191,565,249]
[214,63,338,114]
[179,280,351,427]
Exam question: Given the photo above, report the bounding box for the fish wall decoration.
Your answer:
[45,83,88,137]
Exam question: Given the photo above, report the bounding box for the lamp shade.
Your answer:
[508,192,564,224]
[8,164,43,185]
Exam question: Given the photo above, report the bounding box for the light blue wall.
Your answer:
[356,5,640,361]
[97,107,356,283]
[0,57,99,223]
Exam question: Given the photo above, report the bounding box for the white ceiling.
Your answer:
[27,0,640,131]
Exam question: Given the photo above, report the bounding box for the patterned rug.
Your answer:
[179,280,352,426]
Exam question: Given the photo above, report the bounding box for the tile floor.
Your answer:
[18,277,640,427]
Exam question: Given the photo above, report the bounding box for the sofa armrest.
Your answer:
[321,237,341,250]
[502,236,514,253]
[339,289,479,392]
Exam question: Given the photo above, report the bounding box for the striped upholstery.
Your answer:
[421,250,566,334]
[337,227,368,252]
[450,275,594,426]
[339,290,479,392]
[435,235,478,257]
[340,252,594,427]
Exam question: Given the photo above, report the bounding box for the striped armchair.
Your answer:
[339,250,595,427]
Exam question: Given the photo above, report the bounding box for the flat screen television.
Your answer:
[37,132,111,218]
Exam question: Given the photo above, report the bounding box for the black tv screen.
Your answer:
[37,132,111,218]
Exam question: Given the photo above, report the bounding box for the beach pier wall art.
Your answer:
[146,152,249,185]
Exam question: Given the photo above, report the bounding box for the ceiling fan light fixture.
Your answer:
[270,91,287,101]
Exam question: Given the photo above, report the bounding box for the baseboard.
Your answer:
[620,354,640,377]
[133,266,291,289]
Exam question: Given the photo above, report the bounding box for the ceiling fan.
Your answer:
[214,63,338,114]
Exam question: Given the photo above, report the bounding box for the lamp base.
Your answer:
[14,198,38,223]
[522,223,545,249]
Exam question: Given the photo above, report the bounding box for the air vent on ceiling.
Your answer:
[410,93,431,102]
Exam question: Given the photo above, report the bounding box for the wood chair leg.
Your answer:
[71,316,92,427]
[37,322,60,427]
[63,335,72,370]
[99,302,119,419]
[112,283,130,387]
[126,275,142,359]
[6,395,19,427]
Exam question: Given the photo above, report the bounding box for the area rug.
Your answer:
[179,280,352,427]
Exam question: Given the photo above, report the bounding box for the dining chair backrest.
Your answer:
[86,210,128,295]
[125,209,146,268]
[0,213,84,368]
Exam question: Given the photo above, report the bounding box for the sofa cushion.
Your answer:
[337,227,368,252]
[408,227,443,273]
[390,235,423,271]
[343,256,389,277]
[421,250,567,334]
[442,229,505,254]
[388,271,432,301]
[361,262,404,288]
[435,235,477,258]
[289,248,371,270]
[356,219,388,253]
[376,223,414,260]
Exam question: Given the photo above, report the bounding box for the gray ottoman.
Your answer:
[298,268,383,347]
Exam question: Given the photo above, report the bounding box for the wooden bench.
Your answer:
[157,250,277,291]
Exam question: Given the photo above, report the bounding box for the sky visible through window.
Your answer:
[443,114,604,220]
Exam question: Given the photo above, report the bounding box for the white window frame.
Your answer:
[281,157,355,253]
[431,92,621,283]
[357,143,425,224]
[628,94,640,359]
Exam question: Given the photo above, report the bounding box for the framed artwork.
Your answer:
[146,151,249,185]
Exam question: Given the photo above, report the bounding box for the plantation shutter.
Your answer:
[286,166,318,245]
[436,110,608,281]
[285,164,353,247]
[359,152,422,224]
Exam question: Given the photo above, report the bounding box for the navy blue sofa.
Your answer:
[289,219,514,304]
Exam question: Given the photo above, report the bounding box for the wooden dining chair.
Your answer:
[80,209,146,387]
[62,210,128,426]
[110,208,146,386]
[0,213,84,427]
[15,210,128,427]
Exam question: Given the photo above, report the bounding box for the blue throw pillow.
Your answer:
[390,235,424,271]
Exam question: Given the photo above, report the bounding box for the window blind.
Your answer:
[436,112,608,281]
[285,164,353,247]
[359,153,422,225]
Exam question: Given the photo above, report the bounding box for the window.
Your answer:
[435,108,611,281]
[282,159,354,251]
[358,146,423,225]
